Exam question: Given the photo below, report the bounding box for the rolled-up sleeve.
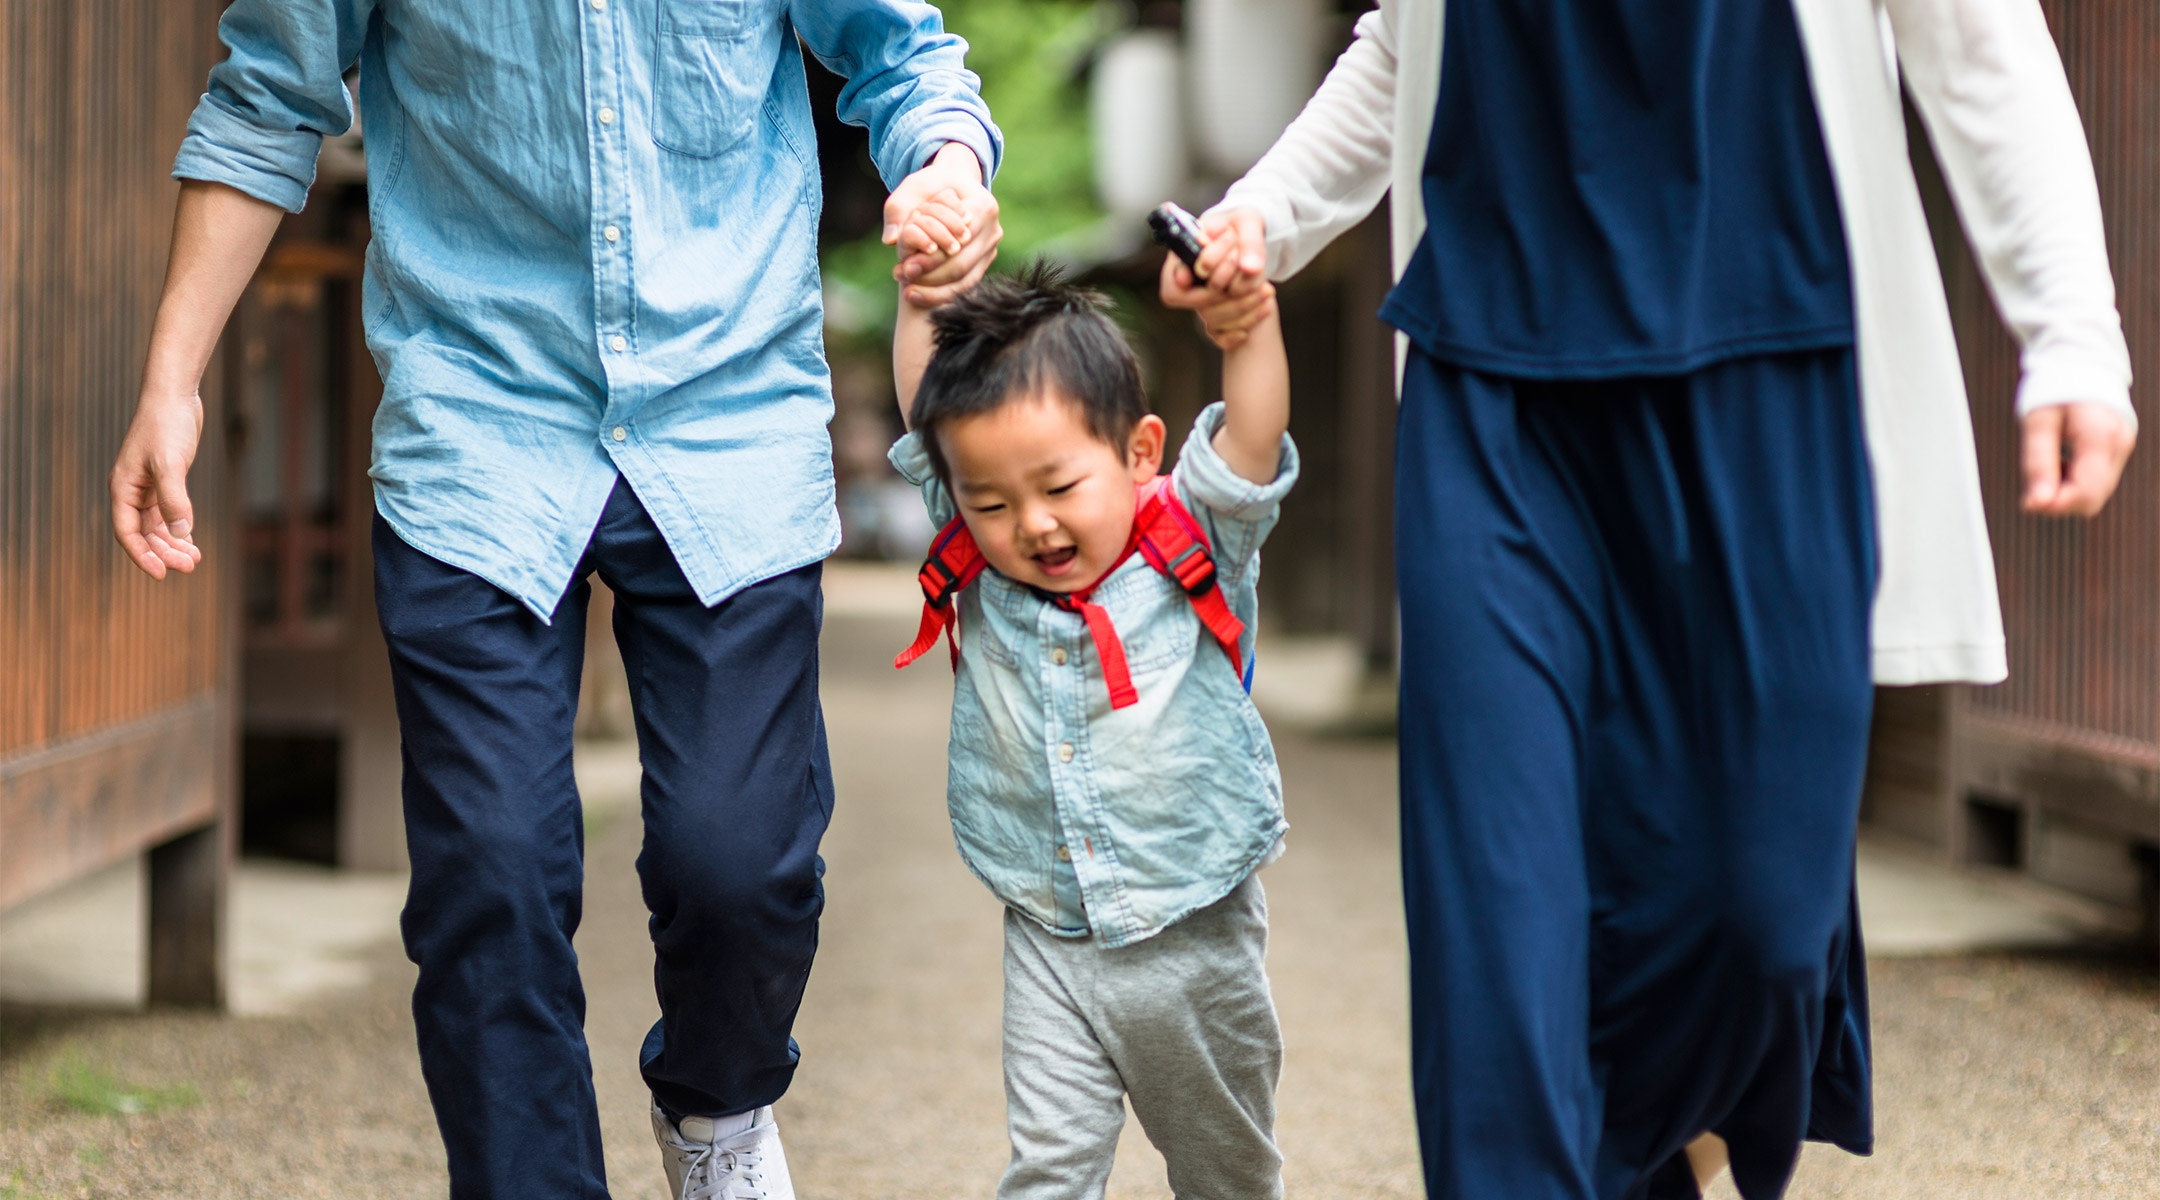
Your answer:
[1171,402,1300,577]
[792,0,1003,189]
[171,0,378,213]
[888,429,958,526]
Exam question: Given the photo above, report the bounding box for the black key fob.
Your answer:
[1148,202,1208,280]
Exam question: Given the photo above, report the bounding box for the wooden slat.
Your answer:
[0,699,222,909]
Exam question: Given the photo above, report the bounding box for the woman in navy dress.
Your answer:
[1165,1,2137,1197]
[1380,5,1873,1193]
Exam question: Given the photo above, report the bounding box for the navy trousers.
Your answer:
[374,479,833,1200]
[1395,347,1876,1200]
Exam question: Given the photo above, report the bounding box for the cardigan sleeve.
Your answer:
[1206,6,1400,281]
[1887,0,2134,424]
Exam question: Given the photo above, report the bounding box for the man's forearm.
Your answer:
[109,180,285,579]
[141,180,285,401]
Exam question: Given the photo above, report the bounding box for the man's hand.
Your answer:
[885,142,1000,306]
[111,390,206,580]
[2020,401,2137,517]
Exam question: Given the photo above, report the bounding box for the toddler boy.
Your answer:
[886,223,1298,1199]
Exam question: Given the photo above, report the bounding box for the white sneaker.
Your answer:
[651,1102,796,1200]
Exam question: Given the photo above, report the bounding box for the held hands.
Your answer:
[2020,402,2137,517]
[1161,252,1277,350]
[1155,206,1288,484]
[1159,206,1273,349]
[886,142,1000,308]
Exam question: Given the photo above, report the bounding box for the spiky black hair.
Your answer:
[910,261,1149,481]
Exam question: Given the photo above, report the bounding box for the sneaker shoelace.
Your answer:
[673,1136,766,1200]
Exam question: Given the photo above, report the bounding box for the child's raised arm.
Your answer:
[890,196,976,427]
[895,286,937,429]
[1159,253,1289,485]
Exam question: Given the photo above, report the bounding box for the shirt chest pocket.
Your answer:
[652,0,770,157]
[1097,577,1200,677]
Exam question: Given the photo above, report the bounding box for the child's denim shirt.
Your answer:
[890,403,1299,948]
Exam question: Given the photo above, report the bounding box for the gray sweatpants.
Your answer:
[998,875,1283,1200]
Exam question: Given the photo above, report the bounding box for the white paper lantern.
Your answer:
[1091,29,1188,217]
[1188,0,1325,176]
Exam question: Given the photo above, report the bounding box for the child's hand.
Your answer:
[1160,251,1276,350]
[891,190,999,309]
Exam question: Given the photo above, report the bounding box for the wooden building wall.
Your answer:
[1,1,234,922]
[1950,0,2160,758]
[1866,3,2158,927]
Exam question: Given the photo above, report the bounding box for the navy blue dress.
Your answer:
[1379,4,1875,1198]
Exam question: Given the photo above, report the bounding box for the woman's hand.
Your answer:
[1188,206,1268,294]
[2020,401,2137,517]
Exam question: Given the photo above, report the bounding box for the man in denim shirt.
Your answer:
[107,3,1000,1197]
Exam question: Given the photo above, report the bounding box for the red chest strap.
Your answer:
[894,478,1245,710]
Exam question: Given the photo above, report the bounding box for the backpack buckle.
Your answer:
[918,555,964,607]
[1165,544,1217,597]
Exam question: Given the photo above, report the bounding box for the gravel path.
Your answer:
[3,613,2154,1198]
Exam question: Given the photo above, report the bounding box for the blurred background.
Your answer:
[1,2,2153,1197]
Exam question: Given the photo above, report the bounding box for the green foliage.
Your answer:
[940,0,1105,256]
[824,0,1107,334]
[42,1056,197,1117]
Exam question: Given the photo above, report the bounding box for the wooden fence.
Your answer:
[1866,2,2159,927]
[1,0,235,1003]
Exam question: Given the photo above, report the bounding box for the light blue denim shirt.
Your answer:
[891,403,1299,947]
[174,0,1000,618]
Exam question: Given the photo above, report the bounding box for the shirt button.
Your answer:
[603,224,621,243]
[590,0,605,10]
[598,107,616,126]
[1051,647,1067,666]
[1055,844,1072,862]
[611,426,627,443]
[609,334,628,353]
[1056,743,1075,764]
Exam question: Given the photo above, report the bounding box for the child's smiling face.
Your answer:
[936,387,1166,594]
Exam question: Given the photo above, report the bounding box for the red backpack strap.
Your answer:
[1048,593,1140,709]
[895,515,988,671]
[1133,480,1246,681]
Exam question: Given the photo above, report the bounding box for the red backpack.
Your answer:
[895,477,1246,710]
